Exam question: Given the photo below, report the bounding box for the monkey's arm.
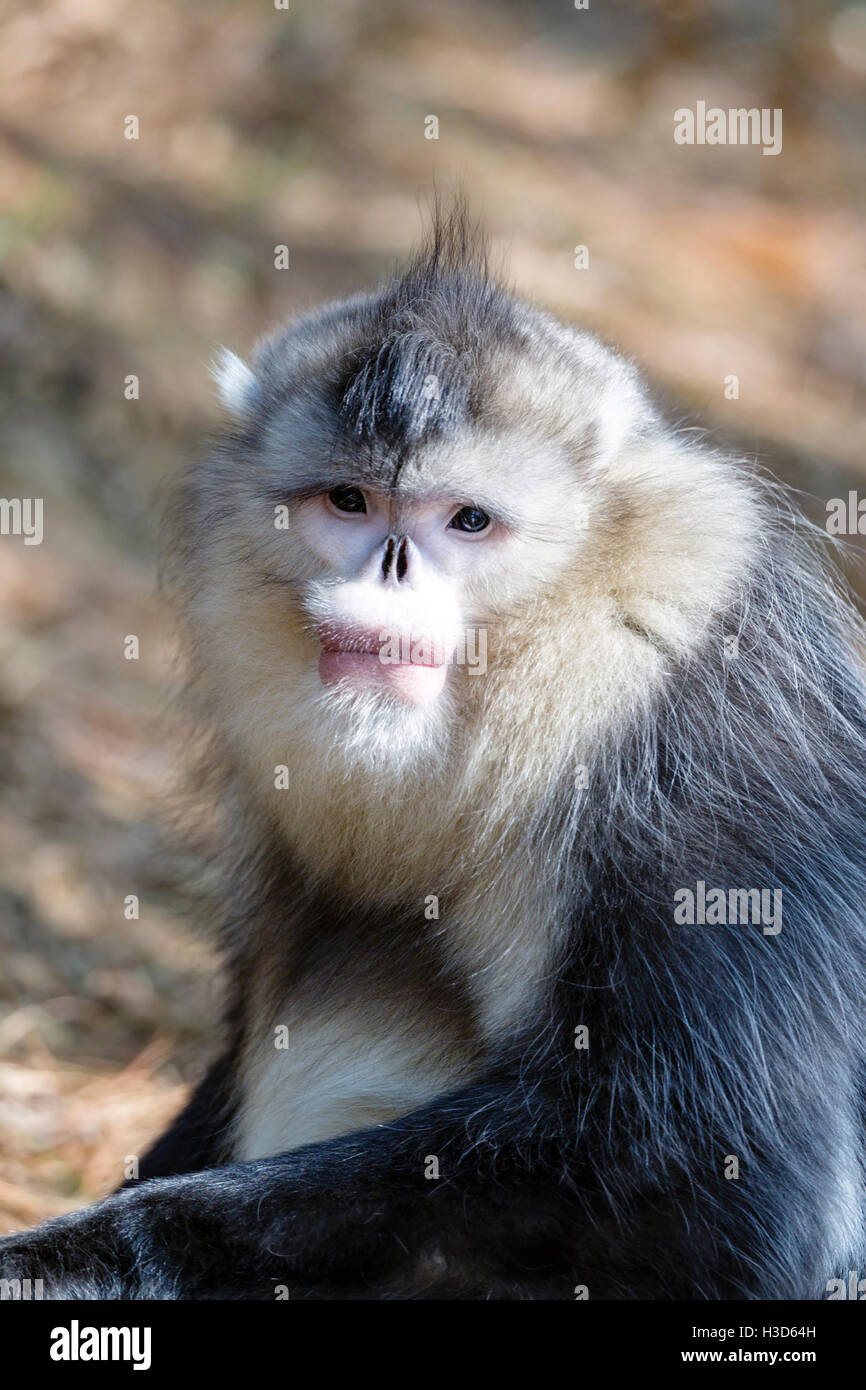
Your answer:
[0,1079,574,1300]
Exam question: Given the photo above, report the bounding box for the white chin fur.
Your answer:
[308,672,453,782]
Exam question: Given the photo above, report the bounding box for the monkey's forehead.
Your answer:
[358,429,579,512]
[251,276,646,471]
[252,352,631,519]
[257,406,580,522]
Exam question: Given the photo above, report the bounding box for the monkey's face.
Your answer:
[289,427,585,716]
[185,400,591,786]
[301,485,489,708]
[235,416,590,777]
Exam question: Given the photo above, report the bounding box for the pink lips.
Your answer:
[317,625,452,707]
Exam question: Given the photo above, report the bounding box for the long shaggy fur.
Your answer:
[2,209,865,1299]
[163,212,866,1294]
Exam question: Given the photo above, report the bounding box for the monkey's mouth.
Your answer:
[316,624,452,707]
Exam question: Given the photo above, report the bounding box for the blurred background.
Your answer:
[1,0,865,1229]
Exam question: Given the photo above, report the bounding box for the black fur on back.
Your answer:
[509,506,866,1297]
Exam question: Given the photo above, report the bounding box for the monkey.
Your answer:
[2,208,866,1300]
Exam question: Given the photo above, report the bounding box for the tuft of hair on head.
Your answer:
[337,197,521,454]
[397,194,493,299]
[210,346,258,418]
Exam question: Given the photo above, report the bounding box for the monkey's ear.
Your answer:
[210,347,258,418]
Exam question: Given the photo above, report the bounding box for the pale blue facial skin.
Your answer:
[299,486,497,706]
[302,486,497,576]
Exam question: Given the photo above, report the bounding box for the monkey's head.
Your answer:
[173,215,755,841]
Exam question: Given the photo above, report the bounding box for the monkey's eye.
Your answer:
[449,506,490,534]
[328,485,367,514]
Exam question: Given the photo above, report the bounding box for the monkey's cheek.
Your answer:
[318,650,448,705]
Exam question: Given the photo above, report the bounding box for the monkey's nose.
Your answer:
[381,534,410,584]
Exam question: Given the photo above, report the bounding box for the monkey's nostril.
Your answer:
[381,536,395,581]
[381,535,409,583]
